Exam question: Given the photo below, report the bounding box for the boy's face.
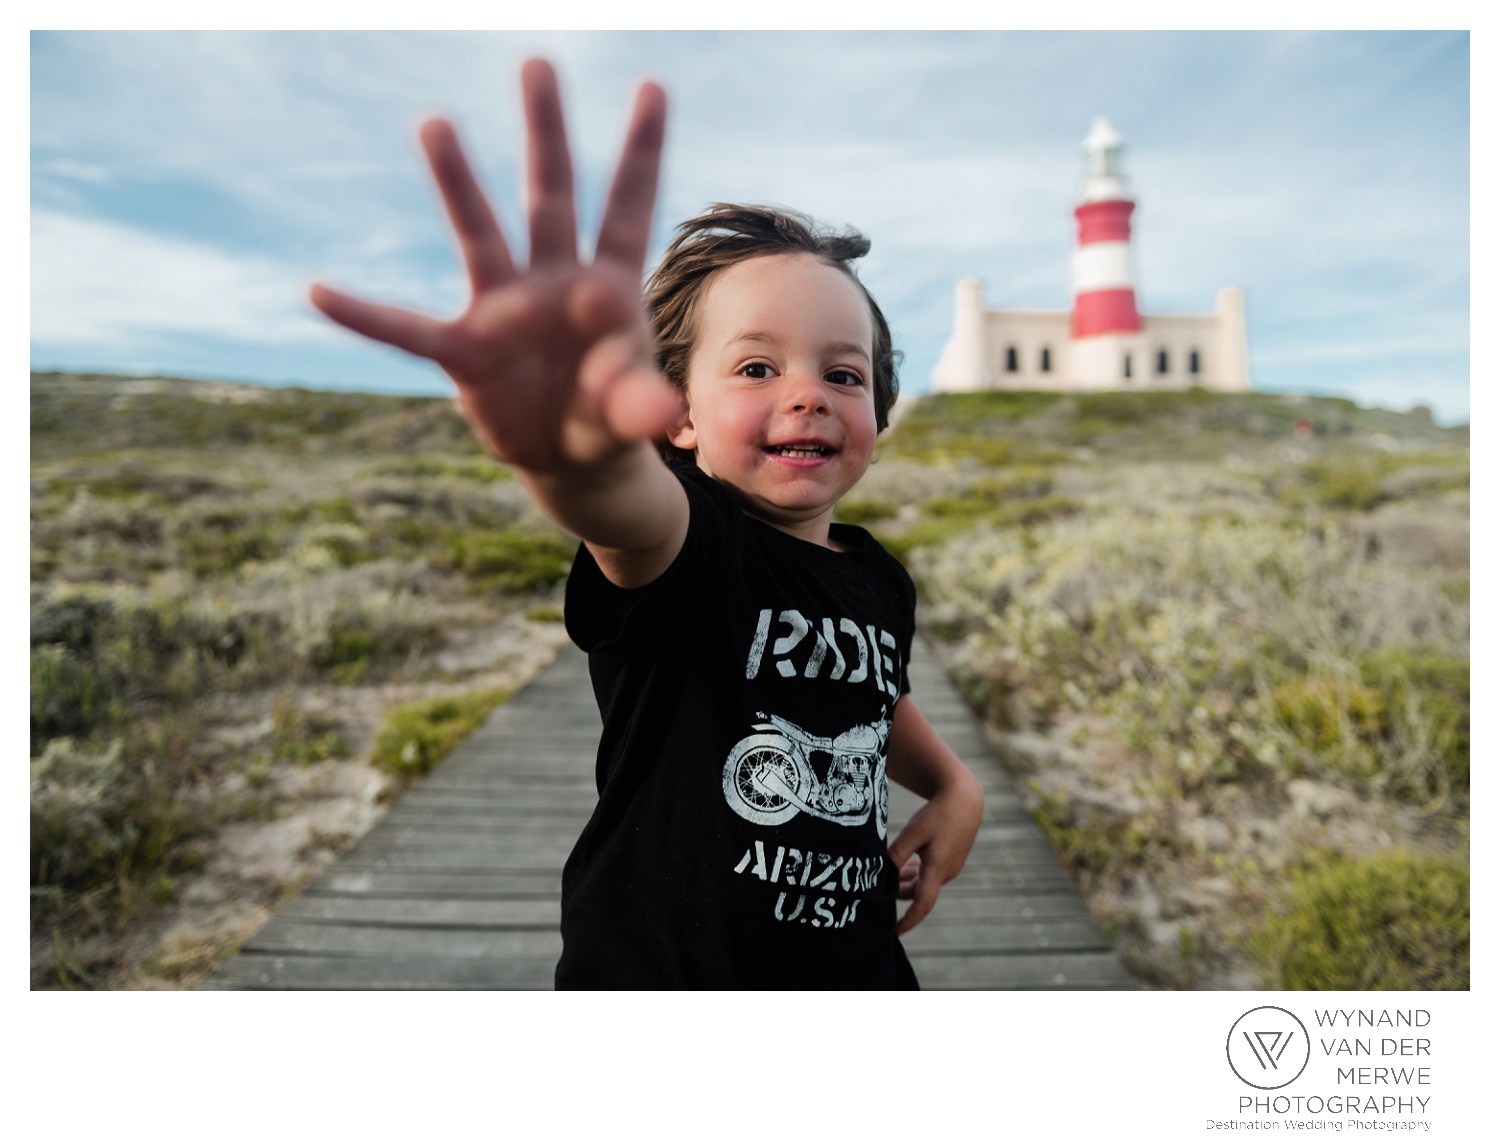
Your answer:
[670,253,878,545]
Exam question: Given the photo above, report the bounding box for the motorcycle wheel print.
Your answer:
[723,734,803,826]
[875,760,889,841]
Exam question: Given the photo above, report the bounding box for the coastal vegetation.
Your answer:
[29,372,572,988]
[864,388,1469,988]
[31,374,1468,989]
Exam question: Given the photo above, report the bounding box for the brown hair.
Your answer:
[644,203,901,463]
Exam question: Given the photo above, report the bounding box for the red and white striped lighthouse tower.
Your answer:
[1070,116,1145,385]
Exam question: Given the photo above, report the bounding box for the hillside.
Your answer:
[30,374,1469,989]
[863,388,1469,988]
[30,372,573,988]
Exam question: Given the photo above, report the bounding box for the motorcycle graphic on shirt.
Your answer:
[722,711,891,838]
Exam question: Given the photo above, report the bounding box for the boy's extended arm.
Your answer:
[309,59,688,589]
[886,694,985,935]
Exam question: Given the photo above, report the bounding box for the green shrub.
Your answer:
[1269,677,1387,779]
[369,688,512,779]
[309,495,360,523]
[884,493,1079,564]
[883,518,974,563]
[1358,649,1469,797]
[834,498,897,525]
[966,466,1055,501]
[31,645,117,750]
[887,432,1016,468]
[443,530,574,592]
[524,605,565,623]
[1253,851,1469,989]
[31,725,203,895]
[1302,462,1386,512]
[266,696,349,764]
[176,509,282,577]
[310,601,443,685]
[31,592,269,749]
[30,737,133,889]
[1030,785,1156,875]
[377,455,513,483]
[991,494,1079,529]
[1262,655,1469,801]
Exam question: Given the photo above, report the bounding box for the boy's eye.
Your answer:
[739,362,774,379]
[825,369,865,387]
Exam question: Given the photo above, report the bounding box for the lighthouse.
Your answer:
[1069,116,1144,385]
[931,116,1251,395]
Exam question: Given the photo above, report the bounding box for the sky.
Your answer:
[29,30,1471,423]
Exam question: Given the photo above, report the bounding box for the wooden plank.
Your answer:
[897,891,1099,922]
[906,951,1136,990]
[202,954,559,990]
[244,921,562,958]
[329,846,579,870]
[277,896,561,926]
[900,917,1112,953]
[310,869,563,896]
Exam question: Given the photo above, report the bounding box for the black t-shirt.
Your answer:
[559,463,920,989]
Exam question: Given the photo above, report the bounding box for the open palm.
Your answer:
[310,59,684,474]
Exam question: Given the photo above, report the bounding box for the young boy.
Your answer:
[311,59,983,988]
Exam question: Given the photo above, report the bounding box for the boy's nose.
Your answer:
[783,372,829,415]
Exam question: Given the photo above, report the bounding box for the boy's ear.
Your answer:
[667,405,697,452]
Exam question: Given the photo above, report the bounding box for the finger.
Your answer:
[309,284,448,361]
[896,870,941,936]
[602,367,687,442]
[521,58,578,266]
[594,81,667,273]
[578,331,685,443]
[420,119,516,294]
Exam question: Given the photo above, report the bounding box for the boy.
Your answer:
[311,59,983,988]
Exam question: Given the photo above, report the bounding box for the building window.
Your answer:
[1005,346,1019,373]
[1188,350,1201,375]
[1040,347,1051,373]
[1123,354,1133,380]
[1157,349,1170,375]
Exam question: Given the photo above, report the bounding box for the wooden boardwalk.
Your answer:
[205,636,1135,990]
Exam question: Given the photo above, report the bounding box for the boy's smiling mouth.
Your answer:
[768,443,840,458]
[765,439,837,459]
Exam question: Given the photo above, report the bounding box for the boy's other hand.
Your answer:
[887,770,984,937]
[885,696,985,936]
[309,58,685,475]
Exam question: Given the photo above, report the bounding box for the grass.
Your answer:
[1251,850,1469,989]
[376,454,515,483]
[440,529,575,593]
[834,498,898,525]
[369,688,513,779]
[881,469,1079,562]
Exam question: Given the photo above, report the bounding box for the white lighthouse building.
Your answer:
[933,116,1251,394]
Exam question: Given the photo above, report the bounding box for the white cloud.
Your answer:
[30,208,342,350]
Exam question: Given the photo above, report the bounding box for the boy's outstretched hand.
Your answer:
[310,59,685,476]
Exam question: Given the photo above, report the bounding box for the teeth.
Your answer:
[772,446,830,457]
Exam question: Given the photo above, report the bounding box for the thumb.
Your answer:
[887,812,928,871]
[578,331,686,444]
